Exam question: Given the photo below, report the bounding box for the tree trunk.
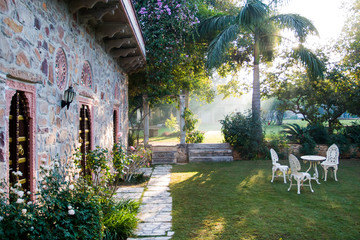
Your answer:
[252,37,262,143]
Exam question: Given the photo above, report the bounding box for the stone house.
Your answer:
[0,0,145,194]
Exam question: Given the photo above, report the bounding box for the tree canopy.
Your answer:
[197,0,324,142]
[129,0,220,105]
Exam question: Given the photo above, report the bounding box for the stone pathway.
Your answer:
[116,165,173,240]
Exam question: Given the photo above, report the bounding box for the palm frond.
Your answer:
[258,23,279,62]
[198,15,237,38]
[281,123,304,142]
[292,45,325,80]
[238,0,269,26]
[206,25,240,69]
[269,14,318,42]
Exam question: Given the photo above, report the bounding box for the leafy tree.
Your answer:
[265,52,352,133]
[198,0,324,142]
[335,0,360,117]
[130,0,215,105]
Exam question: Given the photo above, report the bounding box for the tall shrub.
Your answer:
[220,111,266,159]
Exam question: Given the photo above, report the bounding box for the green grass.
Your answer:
[170,160,360,240]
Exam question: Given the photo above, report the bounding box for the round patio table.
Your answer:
[300,155,326,184]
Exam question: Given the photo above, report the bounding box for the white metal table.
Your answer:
[300,155,326,184]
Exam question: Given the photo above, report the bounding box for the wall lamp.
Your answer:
[61,86,76,109]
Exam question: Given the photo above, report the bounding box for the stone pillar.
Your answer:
[185,90,189,109]
[179,94,186,144]
[143,95,149,146]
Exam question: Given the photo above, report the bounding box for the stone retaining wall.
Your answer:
[232,144,360,160]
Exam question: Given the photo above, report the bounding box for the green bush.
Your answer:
[186,130,205,144]
[329,133,351,154]
[344,124,360,144]
[299,132,317,155]
[282,124,317,154]
[220,111,266,159]
[281,123,304,143]
[103,200,139,240]
[182,108,204,143]
[266,134,288,159]
[307,124,329,144]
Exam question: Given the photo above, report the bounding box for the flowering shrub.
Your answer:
[0,159,103,240]
[136,0,199,65]
[132,0,202,99]
[122,145,152,182]
[0,147,143,240]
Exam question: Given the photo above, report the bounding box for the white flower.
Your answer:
[16,190,24,198]
[69,184,74,190]
[30,226,34,231]
[0,189,5,194]
[0,216,3,221]
[22,209,27,214]
[42,165,51,171]
[16,198,25,204]
[27,191,31,195]
[68,209,75,215]
[27,201,33,205]
[12,171,23,176]
[15,182,22,187]
[68,205,72,210]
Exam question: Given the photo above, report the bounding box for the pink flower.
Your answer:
[139,7,148,15]
[130,146,135,151]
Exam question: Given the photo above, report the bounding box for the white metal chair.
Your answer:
[288,154,314,194]
[270,148,289,183]
[321,144,339,181]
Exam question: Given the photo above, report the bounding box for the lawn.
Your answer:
[170,160,360,240]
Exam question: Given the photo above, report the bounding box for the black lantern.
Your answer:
[61,86,76,109]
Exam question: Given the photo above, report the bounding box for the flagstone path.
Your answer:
[116,165,174,240]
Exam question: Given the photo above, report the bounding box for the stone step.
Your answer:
[189,149,232,157]
[188,143,232,149]
[151,145,178,152]
[152,151,176,165]
[189,156,233,162]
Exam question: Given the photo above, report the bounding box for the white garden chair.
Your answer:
[288,154,314,194]
[270,148,289,183]
[321,144,339,181]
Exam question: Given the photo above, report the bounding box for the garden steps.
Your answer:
[151,145,177,164]
[188,143,233,162]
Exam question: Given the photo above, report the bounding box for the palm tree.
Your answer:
[198,0,325,142]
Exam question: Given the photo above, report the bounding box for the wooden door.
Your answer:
[9,91,30,191]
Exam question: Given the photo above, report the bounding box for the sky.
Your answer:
[280,0,354,47]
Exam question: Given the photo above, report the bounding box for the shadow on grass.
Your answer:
[170,160,360,240]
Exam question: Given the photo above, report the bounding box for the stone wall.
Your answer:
[0,0,129,185]
[232,144,360,160]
